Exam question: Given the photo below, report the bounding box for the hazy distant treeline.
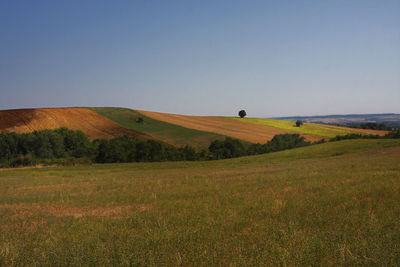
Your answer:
[329,131,400,141]
[345,122,395,131]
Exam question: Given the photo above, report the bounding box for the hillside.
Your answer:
[228,117,388,138]
[1,139,400,265]
[137,110,388,143]
[0,108,151,140]
[0,107,390,147]
[137,110,324,143]
[90,107,227,148]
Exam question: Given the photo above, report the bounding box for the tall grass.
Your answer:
[0,139,399,266]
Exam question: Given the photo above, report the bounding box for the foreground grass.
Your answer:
[1,139,400,266]
[91,107,225,148]
[229,117,362,138]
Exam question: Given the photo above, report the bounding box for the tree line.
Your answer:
[0,127,312,167]
[0,127,399,168]
[346,122,394,131]
[329,130,400,141]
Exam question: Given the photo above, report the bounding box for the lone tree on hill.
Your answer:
[238,110,247,118]
[296,120,303,127]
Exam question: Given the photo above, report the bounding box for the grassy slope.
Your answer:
[90,107,226,148]
[229,117,366,138]
[1,139,400,265]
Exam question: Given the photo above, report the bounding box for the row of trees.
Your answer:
[1,127,399,168]
[95,138,205,163]
[208,134,311,159]
[0,128,207,167]
[346,122,394,131]
[0,128,313,167]
[329,130,400,141]
[0,128,94,166]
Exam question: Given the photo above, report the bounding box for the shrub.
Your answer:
[238,110,247,118]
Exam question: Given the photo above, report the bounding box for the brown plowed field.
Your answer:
[137,110,323,143]
[0,108,151,140]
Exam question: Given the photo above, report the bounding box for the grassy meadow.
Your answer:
[90,107,225,148]
[228,117,361,138]
[1,139,400,266]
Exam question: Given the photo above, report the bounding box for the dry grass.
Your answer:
[0,139,399,266]
[0,203,151,218]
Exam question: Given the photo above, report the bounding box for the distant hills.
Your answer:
[274,113,400,126]
[0,107,390,148]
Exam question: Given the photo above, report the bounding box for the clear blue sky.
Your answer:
[1,0,399,117]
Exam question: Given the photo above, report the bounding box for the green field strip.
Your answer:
[90,107,227,148]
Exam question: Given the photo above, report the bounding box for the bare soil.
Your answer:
[0,107,152,140]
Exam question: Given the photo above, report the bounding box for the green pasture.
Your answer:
[1,139,400,266]
[90,107,225,148]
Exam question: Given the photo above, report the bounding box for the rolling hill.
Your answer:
[0,108,151,140]
[90,107,227,148]
[137,110,388,142]
[0,107,390,148]
[137,110,325,143]
[228,117,388,138]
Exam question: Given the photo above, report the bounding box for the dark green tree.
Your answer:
[209,137,246,159]
[34,131,54,158]
[238,110,247,118]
